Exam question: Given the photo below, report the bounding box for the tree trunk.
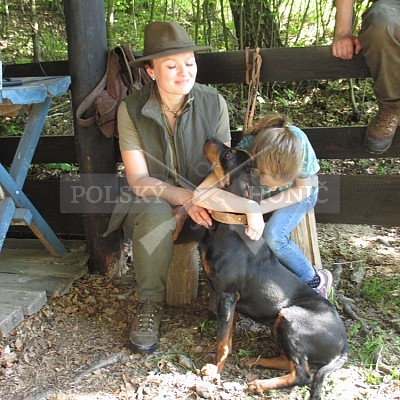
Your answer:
[229,0,282,49]
[30,0,41,62]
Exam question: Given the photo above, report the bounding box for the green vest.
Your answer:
[124,82,221,188]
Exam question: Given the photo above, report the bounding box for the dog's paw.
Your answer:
[201,363,219,376]
[247,379,265,395]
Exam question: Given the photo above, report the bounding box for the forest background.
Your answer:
[0,0,376,136]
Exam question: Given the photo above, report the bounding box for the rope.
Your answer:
[243,47,262,134]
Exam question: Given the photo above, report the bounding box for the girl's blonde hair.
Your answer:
[250,114,302,182]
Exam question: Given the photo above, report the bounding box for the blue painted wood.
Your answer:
[0,164,67,257]
[0,76,70,257]
[0,76,71,105]
[0,198,16,251]
[13,208,33,225]
[9,98,52,188]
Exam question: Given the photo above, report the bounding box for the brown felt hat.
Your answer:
[133,21,211,67]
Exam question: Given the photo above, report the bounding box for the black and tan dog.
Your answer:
[199,138,348,400]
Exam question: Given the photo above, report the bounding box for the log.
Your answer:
[166,242,200,306]
[291,209,322,269]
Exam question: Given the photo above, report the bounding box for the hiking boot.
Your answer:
[364,108,399,154]
[313,269,333,299]
[129,300,163,354]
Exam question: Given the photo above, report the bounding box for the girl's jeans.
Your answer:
[262,189,319,283]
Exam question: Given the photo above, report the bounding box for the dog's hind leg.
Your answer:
[247,359,312,395]
[242,352,291,370]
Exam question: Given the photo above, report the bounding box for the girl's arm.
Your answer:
[259,175,318,214]
[193,175,318,240]
[194,175,264,240]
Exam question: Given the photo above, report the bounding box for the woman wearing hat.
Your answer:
[105,21,231,354]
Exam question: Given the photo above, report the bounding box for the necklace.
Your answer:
[161,109,174,136]
[161,100,185,118]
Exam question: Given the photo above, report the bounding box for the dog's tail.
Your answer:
[310,351,348,400]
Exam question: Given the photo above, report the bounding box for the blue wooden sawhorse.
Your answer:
[0,76,71,257]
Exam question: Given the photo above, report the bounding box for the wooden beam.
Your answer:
[0,136,78,164]
[316,175,400,226]
[3,174,398,239]
[195,46,370,83]
[2,125,400,166]
[4,45,369,84]
[3,61,69,78]
[63,0,124,274]
[304,126,400,159]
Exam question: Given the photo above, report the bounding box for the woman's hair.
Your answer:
[250,114,302,182]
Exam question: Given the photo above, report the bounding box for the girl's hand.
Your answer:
[245,212,265,241]
[172,206,188,241]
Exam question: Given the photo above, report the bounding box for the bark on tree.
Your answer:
[63,0,125,275]
[229,0,283,49]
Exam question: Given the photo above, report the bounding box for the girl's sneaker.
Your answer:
[314,269,333,299]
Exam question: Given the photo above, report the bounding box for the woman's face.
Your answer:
[146,51,197,97]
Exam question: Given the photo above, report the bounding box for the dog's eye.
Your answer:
[224,150,234,160]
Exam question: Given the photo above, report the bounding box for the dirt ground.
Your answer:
[1,223,399,400]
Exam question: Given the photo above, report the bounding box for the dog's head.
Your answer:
[203,138,261,201]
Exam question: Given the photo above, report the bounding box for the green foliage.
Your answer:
[237,348,256,358]
[361,275,400,307]
[0,0,373,63]
[0,0,375,130]
[47,163,76,172]
[0,123,23,136]
[198,319,217,337]
[319,160,334,172]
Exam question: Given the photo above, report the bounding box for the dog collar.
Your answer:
[211,211,248,225]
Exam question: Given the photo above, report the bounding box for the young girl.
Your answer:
[195,114,332,298]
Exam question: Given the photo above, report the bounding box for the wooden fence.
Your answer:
[1,46,400,236]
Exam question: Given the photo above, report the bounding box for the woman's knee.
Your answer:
[122,198,175,239]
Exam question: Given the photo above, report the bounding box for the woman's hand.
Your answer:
[245,212,265,241]
[184,199,212,228]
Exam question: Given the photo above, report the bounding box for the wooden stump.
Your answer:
[166,242,199,306]
[291,209,322,269]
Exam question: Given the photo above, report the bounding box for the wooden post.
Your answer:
[291,209,322,269]
[166,242,200,306]
[63,0,124,275]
